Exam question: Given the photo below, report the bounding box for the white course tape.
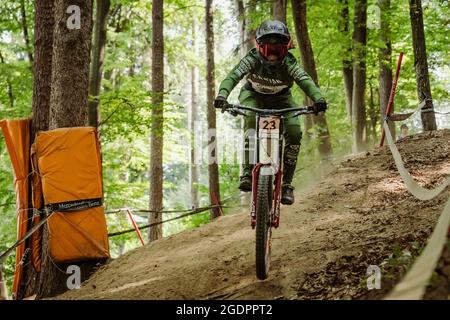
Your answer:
[383,122,450,300]
[385,196,450,300]
[383,122,450,201]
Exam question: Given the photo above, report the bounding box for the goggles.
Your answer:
[256,35,290,60]
[257,43,289,60]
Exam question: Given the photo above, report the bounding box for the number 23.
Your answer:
[262,120,276,130]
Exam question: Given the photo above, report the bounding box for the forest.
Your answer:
[0,0,449,301]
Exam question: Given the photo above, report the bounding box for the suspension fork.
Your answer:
[250,164,283,229]
[272,169,283,228]
[273,132,284,228]
[250,163,263,229]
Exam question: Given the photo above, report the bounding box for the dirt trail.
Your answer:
[58,130,450,300]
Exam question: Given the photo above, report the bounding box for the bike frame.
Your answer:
[250,114,284,229]
[219,102,315,280]
[220,103,314,228]
[222,104,314,228]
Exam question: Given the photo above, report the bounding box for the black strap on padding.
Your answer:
[46,198,103,212]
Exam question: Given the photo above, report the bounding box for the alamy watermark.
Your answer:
[366,265,381,290]
[189,121,252,166]
[184,120,283,168]
[66,265,81,290]
[367,4,381,30]
[66,5,81,30]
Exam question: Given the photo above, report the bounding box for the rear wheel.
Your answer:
[255,173,273,280]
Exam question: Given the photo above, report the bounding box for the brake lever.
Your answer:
[290,108,315,118]
[232,108,246,116]
[221,105,246,117]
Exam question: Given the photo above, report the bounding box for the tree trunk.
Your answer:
[235,0,256,52]
[49,0,92,129]
[190,22,200,209]
[351,0,367,153]
[235,0,253,206]
[206,0,221,220]
[409,0,437,131]
[190,65,200,209]
[291,0,333,159]
[368,80,380,143]
[88,0,111,127]
[378,0,395,141]
[20,0,34,65]
[32,0,55,135]
[273,0,287,23]
[36,0,94,299]
[148,0,164,241]
[17,0,56,300]
[245,0,257,51]
[235,0,245,184]
[235,0,245,56]
[338,0,353,122]
[291,0,311,140]
[0,262,9,300]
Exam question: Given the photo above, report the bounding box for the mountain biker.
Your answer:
[214,20,327,205]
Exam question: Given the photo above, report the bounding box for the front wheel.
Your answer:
[255,173,273,280]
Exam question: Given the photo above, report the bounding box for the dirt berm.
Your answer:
[58,129,450,300]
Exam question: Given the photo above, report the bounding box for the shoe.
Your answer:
[281,184,295,205]
[239,175,252,192]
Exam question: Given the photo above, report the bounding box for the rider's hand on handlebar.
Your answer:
[214,95,228,113]
[227,108,240,117]
[312,100,328,115]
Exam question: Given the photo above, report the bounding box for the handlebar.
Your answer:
[217,102,316,117]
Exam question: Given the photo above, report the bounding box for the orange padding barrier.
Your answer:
[48,207,109,263]
[36,128,103,205]
[35,127,109,263]
[0,119,31,297]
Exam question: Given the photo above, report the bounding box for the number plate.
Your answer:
[259,116,280,132]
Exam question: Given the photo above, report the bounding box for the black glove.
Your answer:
[214,95,227,112]
[313,100,327,115]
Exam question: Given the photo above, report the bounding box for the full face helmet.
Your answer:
[255,20,292,66]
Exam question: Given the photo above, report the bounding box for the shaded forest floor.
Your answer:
[57,130,450,300]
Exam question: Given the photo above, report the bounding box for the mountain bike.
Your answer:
[218,102,315,280]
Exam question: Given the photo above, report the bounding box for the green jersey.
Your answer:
[218,48,324,102]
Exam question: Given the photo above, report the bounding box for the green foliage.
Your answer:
[379,241,425,280]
